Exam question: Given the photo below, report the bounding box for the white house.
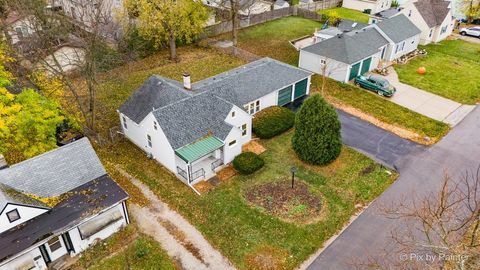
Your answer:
[0,138,129,270]
[342,0,392,14]
[1,11,36,46]
[299,14,421,82]
[398,0,455,44]
[118,58,312,189]
[274,0,290,9]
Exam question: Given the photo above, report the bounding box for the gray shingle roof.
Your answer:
[153,93,234,149]
[337,19,368,32]
[0,184,48,213]
[374,7,402,19]
[119,75,192,124]
[414,0,451,28]
[376,14,421,43]
[302,28,389,64]
[0,138,106,198]
[120,58,311,149]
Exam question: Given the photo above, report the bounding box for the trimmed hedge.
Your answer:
[232,152,265,175]
[252,106,295,139]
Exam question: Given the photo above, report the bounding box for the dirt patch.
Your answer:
[242,140,267,155]
[217,164,237,181]
[159,219,205,265]
[244,245,289,270]
[359,164,375,176]
[327,98,435,145]
[245,179,323,224]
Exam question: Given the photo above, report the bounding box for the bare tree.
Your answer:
[319,57,344,96]
[355,168,480,270]
[216,0,256,47]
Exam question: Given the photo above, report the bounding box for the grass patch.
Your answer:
[225,16,449,141]
[318,7,369,23]
[395,40,480,104]
[97,130,396,270]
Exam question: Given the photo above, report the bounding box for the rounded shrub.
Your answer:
[232,152,265,175]
[292,94,342,165]
[252,106,295,139]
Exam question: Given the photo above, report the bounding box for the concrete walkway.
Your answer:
[117,168,236,270]
[380,67,475,126]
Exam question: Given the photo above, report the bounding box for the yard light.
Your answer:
[290,166,298,189]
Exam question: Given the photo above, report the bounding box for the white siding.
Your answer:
[258,91,278,110]
[0,204,48,233]
[224,106,252,149]
[222,128,244,164]
[389,34,420,60]
[0,248,46,270]
[120,113,177,173]
[6,17,36,45]
[299,50,350,82]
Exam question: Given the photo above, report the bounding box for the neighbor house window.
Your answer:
[320,59,326,65]
[244,100,260,115]
[408,10,412,17]
[153,121,158,130]
[241,124,247,136]
[147,134,152,147]
[6,209,20,222]
[48,237,62,252]
[122,116,127,129]
[231,111,235,118]
[401,41,405,51]
[229,140,236,146]
[429,29,433,37]
[440,26,447,35]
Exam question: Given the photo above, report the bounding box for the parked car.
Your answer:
[354,75,396,97]
[459,26,480,38]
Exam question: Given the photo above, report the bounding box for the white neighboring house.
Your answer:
[118,58,312,189]
[274,0,290,9]
[299,14,421,82]
[1,11,36,46]
[398,0,455,44]
[0,138,129,270]
[342,0,392,14]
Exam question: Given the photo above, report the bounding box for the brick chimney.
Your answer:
[0,154,8,170]
[183,73,191,90]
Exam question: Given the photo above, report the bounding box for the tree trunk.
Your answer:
[230,0,238,47]
[169,31,177,61]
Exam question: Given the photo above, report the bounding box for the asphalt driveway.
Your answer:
[306,107,480,270]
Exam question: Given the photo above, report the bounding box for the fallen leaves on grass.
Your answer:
[245,245,290,270]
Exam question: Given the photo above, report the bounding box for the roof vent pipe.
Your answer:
[183,73,191,90]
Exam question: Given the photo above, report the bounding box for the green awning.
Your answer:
[175,136,224,163]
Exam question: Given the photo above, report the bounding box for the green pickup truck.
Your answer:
[354,75,396,97]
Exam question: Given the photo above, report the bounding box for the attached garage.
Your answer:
[349,62,361,81]
[294,78,308,100]
[277,85,293,106]
[360,57,372,75]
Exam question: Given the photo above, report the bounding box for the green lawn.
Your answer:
[76,226,177,270]
[318,7,369,23]
[98,131,396,270]
[223,16,449,142]
[395,40,480,104]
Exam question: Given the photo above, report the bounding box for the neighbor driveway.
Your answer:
[379,67,475,126]
[453,33,480,44]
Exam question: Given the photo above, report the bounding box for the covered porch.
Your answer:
[175,136,225,185]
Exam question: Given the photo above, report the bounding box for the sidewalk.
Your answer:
[380,67,475,126]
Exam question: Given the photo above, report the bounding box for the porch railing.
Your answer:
[190,168,205,183]
[211,159,223,171]
[177,166,188,181]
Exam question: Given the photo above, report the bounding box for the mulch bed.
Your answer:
[245,179,322,224]
[217,164,237,181]
[242,140,267,155]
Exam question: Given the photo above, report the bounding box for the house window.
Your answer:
[228,140,236,147]
[231,111,235,118]
[244,100,260,115]
[408,10,412,17]
[48,237,62,252]
[440,26,447,35]
[411,38,415,44]
[147,134,152,148]
[6,209,20,222]
[320,59,326,65]
[429,29,433,37]
[122,116,127,129]
[153,121,158,130]
[395,44,400,53]
[401,41,405,51]
[241,124,247,136]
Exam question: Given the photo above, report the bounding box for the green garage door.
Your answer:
[277,85,293,106]
[349,62,361,81]
[360,57,372,75]
[294,78,308,99]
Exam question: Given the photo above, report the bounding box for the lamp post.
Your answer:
[290,166,298,189]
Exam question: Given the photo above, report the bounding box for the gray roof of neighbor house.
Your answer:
[337,19,368,32]
[373,7,402,19]
[0,138,106,198]
[119,75,192,124]
[414,0,451,28]
[376,14,422,43]
[0,184,48,214]
[302,28,389,64]
[120,58,311,149]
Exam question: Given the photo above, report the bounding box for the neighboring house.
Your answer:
[398,0,455,44]
[299,14,420,82]
[118,58,312,188]
[342,0,392,14]
[274,0,290,9]
[0,138,129,270]
[1,11,36,46]
[369,7,402,23]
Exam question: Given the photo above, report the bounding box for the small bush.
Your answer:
[233,152,264,175]
[253,106,295,139]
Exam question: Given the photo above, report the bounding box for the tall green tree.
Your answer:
[460,0,480,23]
[126,0,209,61]
[0,43,64,163]
[292,94,342,165]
